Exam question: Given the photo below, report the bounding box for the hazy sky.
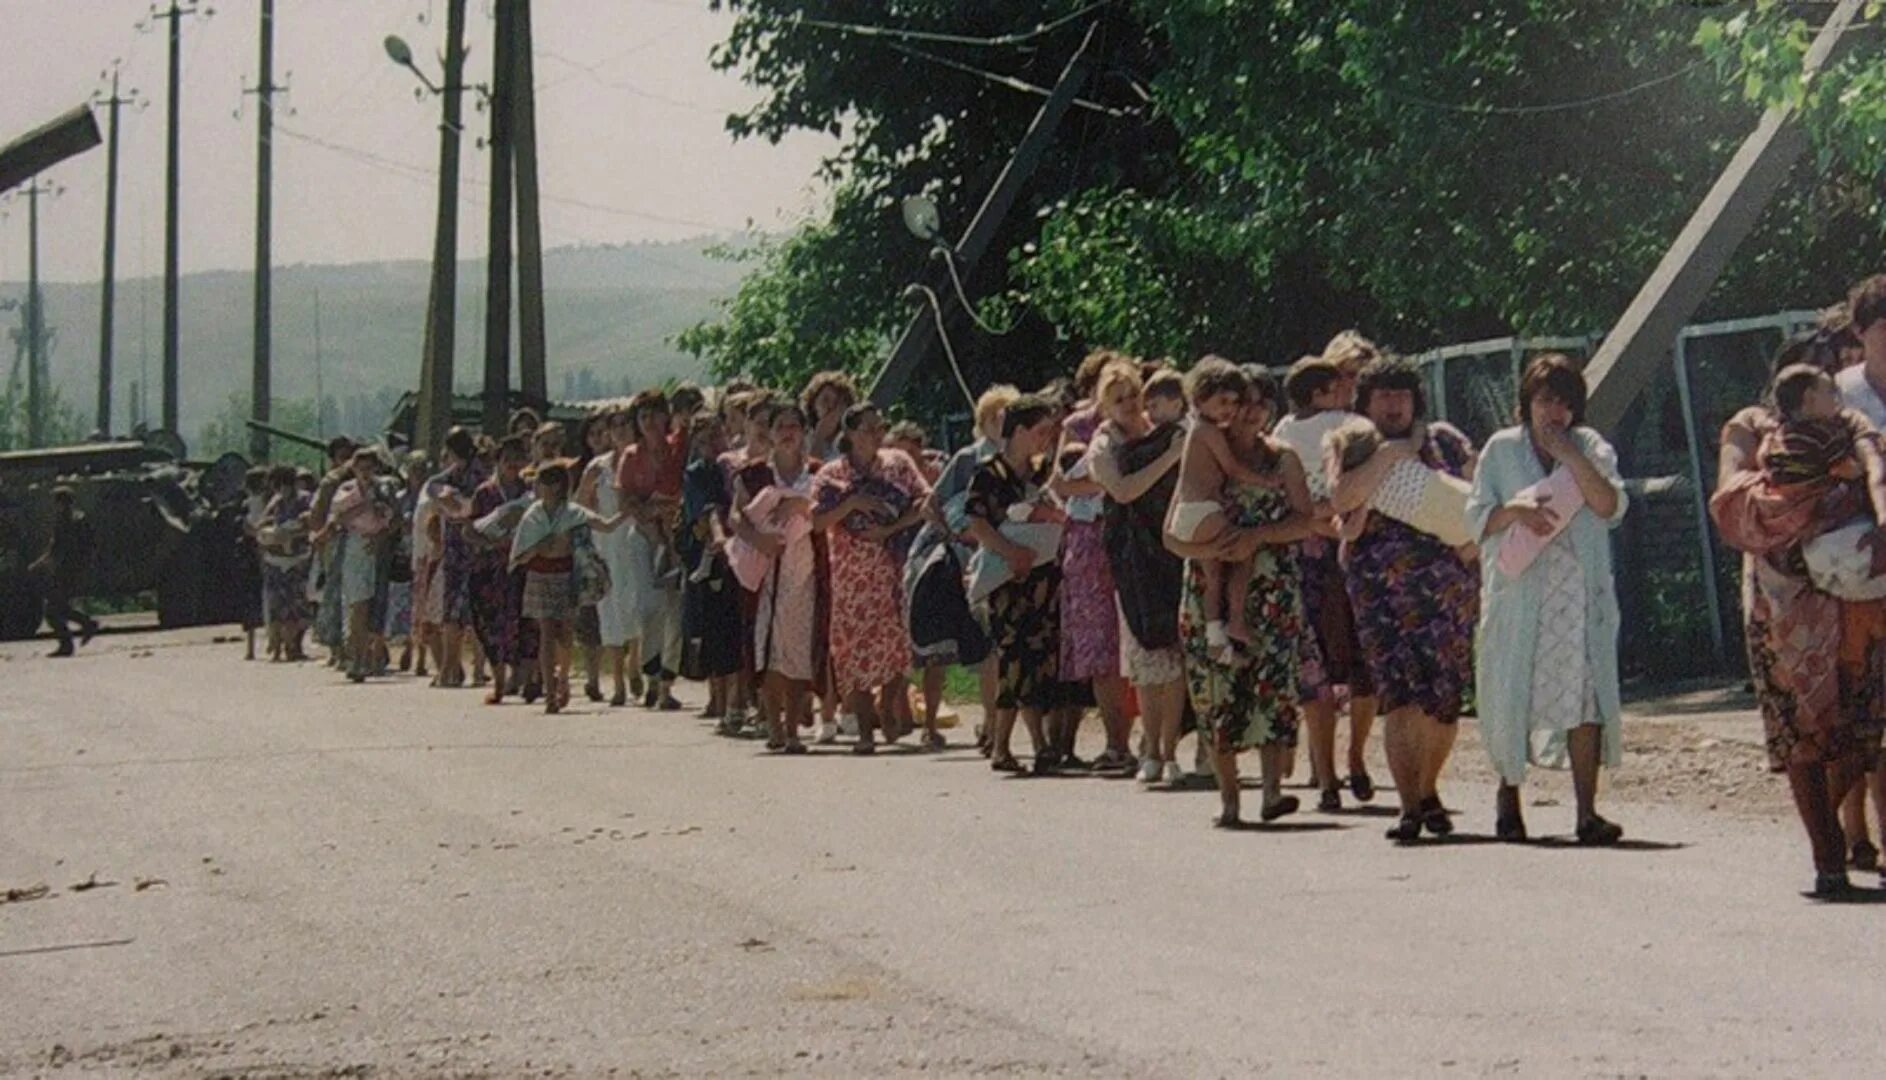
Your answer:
[1,0,837,284]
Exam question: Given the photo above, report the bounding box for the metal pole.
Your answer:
[1671,334,1727,666]
[416,0,468,454]
[481,0,515,436]
[26,181,43,448]
[250,0,275,461]
[97,71,126,436]
[161,0,183,434]
[511,0,547,405]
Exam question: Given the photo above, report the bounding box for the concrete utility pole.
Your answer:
[867,23,1101,408]
[481,0,517,437]
[512,0,547,405]
[397,0,470,454]
[93,68,139,437]
[15,179,60,448]
[245,0,286,461]
[1584,0,1862,432]
[148,0,208,435]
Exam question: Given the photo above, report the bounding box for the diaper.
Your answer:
[1170,500,1223,543]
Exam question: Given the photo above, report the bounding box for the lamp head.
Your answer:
[901,196,942,244]
[383,34,415,68]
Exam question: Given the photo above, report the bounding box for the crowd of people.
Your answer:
[210,272,1886,898]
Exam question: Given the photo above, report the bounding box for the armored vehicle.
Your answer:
[0,440,252,639]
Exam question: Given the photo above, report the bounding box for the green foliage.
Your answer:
[691,1,1886,409]
[0,379,87,451]
[196,392,326,470]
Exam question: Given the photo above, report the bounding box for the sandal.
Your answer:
[782,741,808,755]
[921,731,947,752]
[1419,796,1455,837]
[1576,815,1624,846]
[585,681,603,703]
[610,688,628,708]
[1032,749,1063,776]
[1811,870,1852,899]
[1260,795,1300,822]
[990,754,1024,774]
[852,738,877,756]
[1386,815,1423,843]
[1348,771,1376,803]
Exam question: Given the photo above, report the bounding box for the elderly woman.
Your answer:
[1166,367,1315,825]
[1088,361,1186,781]
[1715,330,1886,897]
[1467,354,1628,845]
[1330,357,1479,843]
[813,403,931,752]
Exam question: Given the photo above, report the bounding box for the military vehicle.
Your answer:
[0,439,253,640]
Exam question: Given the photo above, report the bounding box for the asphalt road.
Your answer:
[3,628,1883,1077]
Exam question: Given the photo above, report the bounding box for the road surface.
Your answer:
[2,627,1881,1076]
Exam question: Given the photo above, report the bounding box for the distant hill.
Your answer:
[0,238,747,448]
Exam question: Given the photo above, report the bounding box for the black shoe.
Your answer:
[48,645,74,658]
[1260,795,1301,822]
[1811,870,1852,899]
[1386,815,1422,843]
[80,621,99,646]
[1348,771,1375,803]
[1419,796,1455,837]
[642,684,660,709]
[1318,786,1342,813]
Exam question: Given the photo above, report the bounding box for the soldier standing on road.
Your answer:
[31,487,101,658]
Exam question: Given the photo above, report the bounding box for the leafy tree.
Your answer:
[689,1,1886,417]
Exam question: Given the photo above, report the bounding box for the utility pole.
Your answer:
[244,0,286,461]
[146,0,209,435]
[481,0,517,436]
[512,0,547,404]
[395,0,470,454]
[93,67,140,438]
[13,179,61,448]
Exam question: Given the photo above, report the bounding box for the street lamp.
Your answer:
[383,34,443,95]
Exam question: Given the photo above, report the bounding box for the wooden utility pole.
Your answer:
[1584,0,1862,431]
[415,0,468,454]
[512,0,547,404]
[481,0,517,437]
[150,0,206,435]
[94,70,137,437]
[246,0,285,461]
[867,23,1100,408]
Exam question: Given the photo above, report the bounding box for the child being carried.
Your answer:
[1322,416,1476,548]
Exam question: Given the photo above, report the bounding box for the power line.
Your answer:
[885,41,1129,117]
[938,248,1025,336]
[276,126,749,232]
[909,284,978,410]
[1380,58,1710,116]
[794,1,1111,49]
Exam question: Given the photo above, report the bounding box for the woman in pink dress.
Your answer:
[732,404,827,753]
[814,403,932,753]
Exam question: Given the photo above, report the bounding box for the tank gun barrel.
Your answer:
[243,418,325,452]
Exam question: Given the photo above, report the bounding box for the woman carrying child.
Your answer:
[1166,367,1315,826]
[813,403,930,753]
[732,404,828,753]
[1468,354,1629,846]
[1714,331,1886,897]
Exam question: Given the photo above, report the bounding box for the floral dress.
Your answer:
[469,475,536,668]
[1180,477,1303,751]
[966,454,1060,712]
[1058,406,1122,682]
[815,449,929,697]
[438,462,485,626]
[1344,424,1479,724]
[260,491,312,623]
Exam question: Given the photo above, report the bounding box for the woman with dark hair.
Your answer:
[732,403,828,752]
[1330,356,1479,842]
[963,394,1066,773]
[1716,317,1886,896]
[468,436,535,705]
[802,371,860,464]
[1166,369,1315,825]
[430,426,484,688]
[813,403,930,752]
[1468,354,1628,844]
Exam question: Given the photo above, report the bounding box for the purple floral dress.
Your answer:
[469,475,537,669]
[1058,406,1122,681]
[1344,424,1479,723]
[439,461,485,625]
